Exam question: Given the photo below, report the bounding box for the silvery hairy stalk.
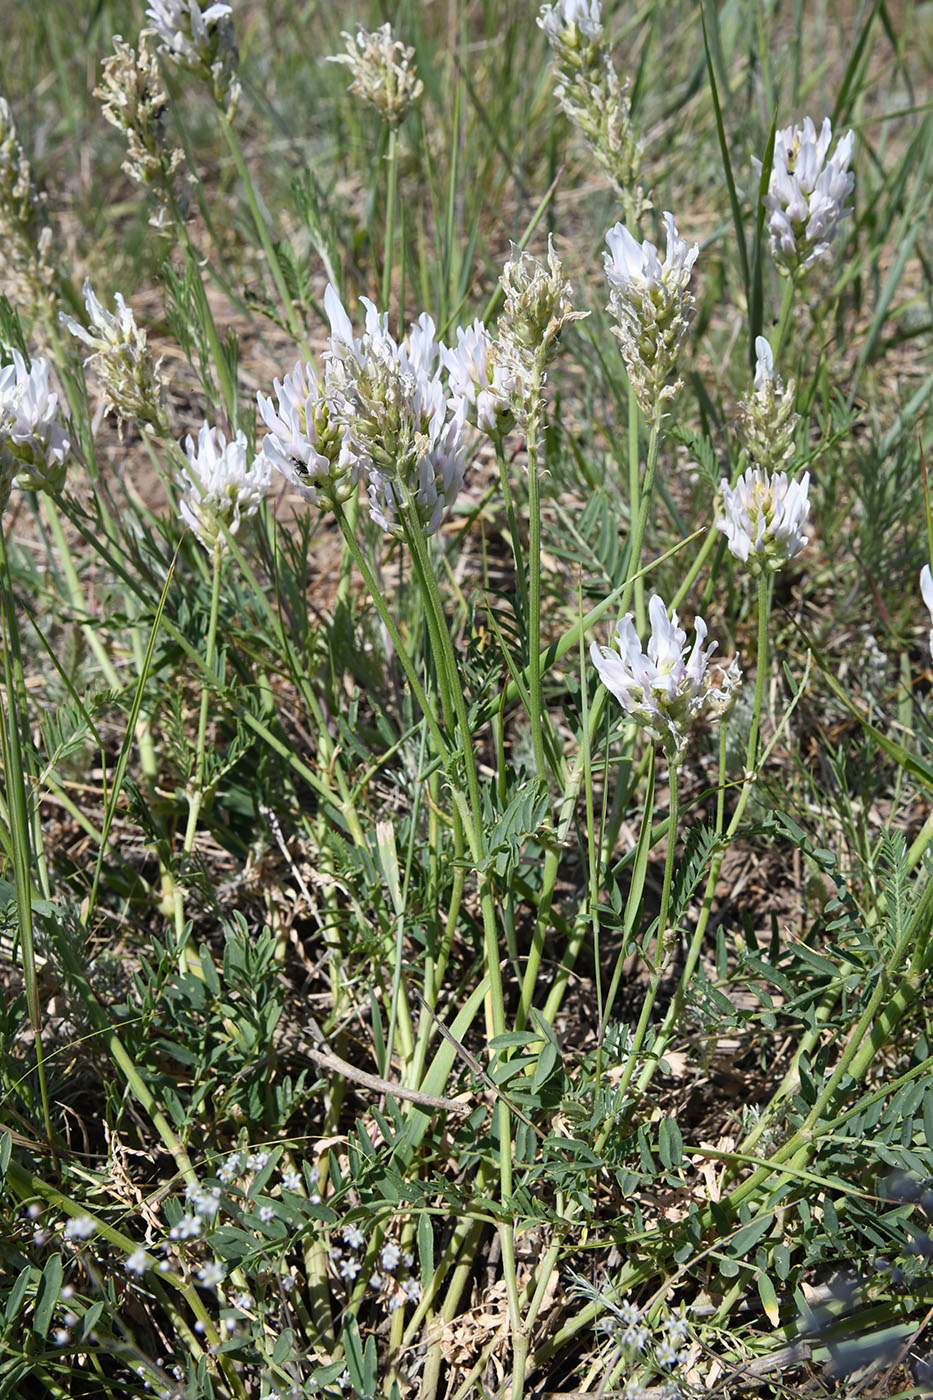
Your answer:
[323,285,466,537]
[496,237,588,426]
[0,350,71,498]
[61,280,168,434]
[753,116,854,278]
[538,0,649,224]
[257,359,361,509]
[328,23,423,130]
[716,467,811,575]
[603,212,698,416]
[145,0,240,117]
[179,423,272,554]
[591,593,741,764]
[96,35,187,230]
[0,97,57,320]
[739,336,799,475]
[921,566,933,657]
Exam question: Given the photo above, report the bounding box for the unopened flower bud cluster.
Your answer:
[496,236,588,425]
[0,97,57,320]
[62,279,168,433]
[538,0,649,223]
[603,212,698,416]
[329,23,423,130]
[96,35,188,229]
[738,336,798,475]
[145,0,241,117]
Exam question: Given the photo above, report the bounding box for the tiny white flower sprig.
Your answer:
[328,23,423,130]
[753,115,855,278]
[0,349,71,502]
[921,565,933,657]
[716,467,811,576]
[61,279,168,434]
[591,593,740,765]
[145,0,240,116]
[178,422,272,554]
[603,212,698,416]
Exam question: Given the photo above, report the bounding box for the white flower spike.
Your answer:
[717,467,811,575]
[61,279,167,431]
[591,594,739,762]
[754,116,854,277]
[179,423,272,553]
[603,212,698,413]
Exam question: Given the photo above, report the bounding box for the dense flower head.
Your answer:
[753,116,854,277]
[179,422,272,552]
[716,467,811,574]
[61,279,167,432]
[603,212,698,413]
[591,594,739,762]
[145,0,240,115]
[442,320,516,439]
[739,335,799,473]
[329,23,423,129]
[496,237,587,424]
[258,359,361,507]
[0,349,70,496]
[322,284,467,537]
[921,565,933,657]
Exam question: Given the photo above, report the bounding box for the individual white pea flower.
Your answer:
[61,279,168,433]
[921,565,933,657]
[145,0,240,115]
[328,23,423,130]
[591,594,732,763]
[442,320,516,440]
[0,349,70,494]
[258,359,360,508]
[716,467,811,575]
[322,284,467,538]
[178,422,272,554]
[753,116,855,278]
[603,212,698,415]
[739,335,799,474]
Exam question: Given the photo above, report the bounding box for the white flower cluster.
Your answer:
[717,467,811,576]
[592,594,740,763]
[0,349,71,503]
[603,212,698,414]
[739,335,798,475]
[538,0,603,44]
[328,23,423,130]
[178,422,272,553]
[96,34,187,229]
[145,0,240,115]
[441,320,516,440]
[754,115,854,277]
[261,285,475,538]
[62,279,167,432]
[495,237,587,425]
